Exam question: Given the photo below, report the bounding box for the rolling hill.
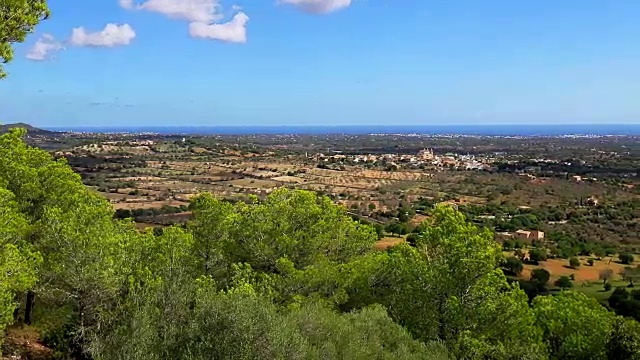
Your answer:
[0,123,58,135]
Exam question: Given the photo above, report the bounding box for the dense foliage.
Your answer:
[1,129,640,359]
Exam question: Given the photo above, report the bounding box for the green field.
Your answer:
[575,280,629,304]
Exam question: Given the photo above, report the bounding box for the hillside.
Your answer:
[0,123,58,135]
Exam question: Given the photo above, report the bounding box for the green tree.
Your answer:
[373,223,385,239]
[187,194,234,276]
[0,188,41,348]
[529,248,547,263]
[619,253,634,265]
[554,276,573,289]
[503,256,524,276]
[569,257,580,269]
[347,205,546,359]
[89,266,447,360]
[0,128,141,353]
[530,268,550,286]
[607,317,640,360]
[533,291,616,359]
[0,0,50,78]
[189,189,377,275]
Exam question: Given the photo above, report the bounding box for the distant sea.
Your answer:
[46,124,640,136]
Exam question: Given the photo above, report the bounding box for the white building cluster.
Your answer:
[314,148,493,170]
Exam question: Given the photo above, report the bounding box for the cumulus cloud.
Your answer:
[70,23,136,47]
[189,12,249,43]
[279,0,352,13]
[122,0,223,23]
[26,34,63,61]
[121,0,249,43]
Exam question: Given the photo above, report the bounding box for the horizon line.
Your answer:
[42,123,640,129]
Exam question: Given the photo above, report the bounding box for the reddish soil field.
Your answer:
[520,256,627,283]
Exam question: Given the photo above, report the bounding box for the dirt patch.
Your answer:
[225,178,281,189]
[111,176,166,182]
[272,176,305,184]
[2,326,54,360]
[112,200,190,210]
[520,256,627,283]
[374,237,406,251]
[246,171,281,178]
[410,214,430,227]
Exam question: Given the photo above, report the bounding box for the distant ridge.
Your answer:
[0,123,58,135]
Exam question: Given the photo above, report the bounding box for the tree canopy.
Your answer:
[0,0,50,78]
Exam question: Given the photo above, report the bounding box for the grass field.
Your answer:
[575,280,629,304]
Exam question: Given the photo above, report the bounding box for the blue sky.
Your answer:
[1,0,640,127]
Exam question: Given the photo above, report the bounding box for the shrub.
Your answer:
[555,276,573,289]
[569,257,581,269]
[619,253,634,265]
[406,233,420,247]
[502,239,514,251]
[503,256,524,276]
[530,268,551,286]
[529,248,547,263]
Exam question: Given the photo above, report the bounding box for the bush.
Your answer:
[569,257,581,269]
[529,248,548,263]
[502,239,514,251]
[530,268,551,286]
[604,283,612,292]
[554,276,573,289]
[503,256,524,276]
[619,253,635,265]
[406,233,420,247]
[587,258,595,266]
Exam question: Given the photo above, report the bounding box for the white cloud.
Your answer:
[279,0,352,13]
[121,0,249,43]
[189,12,249,43]
[119,0,134,9]
[70,23,136,47]
[26,34,63,61]
[124,0,223,23]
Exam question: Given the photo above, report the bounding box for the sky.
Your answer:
[1,0,640,127]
